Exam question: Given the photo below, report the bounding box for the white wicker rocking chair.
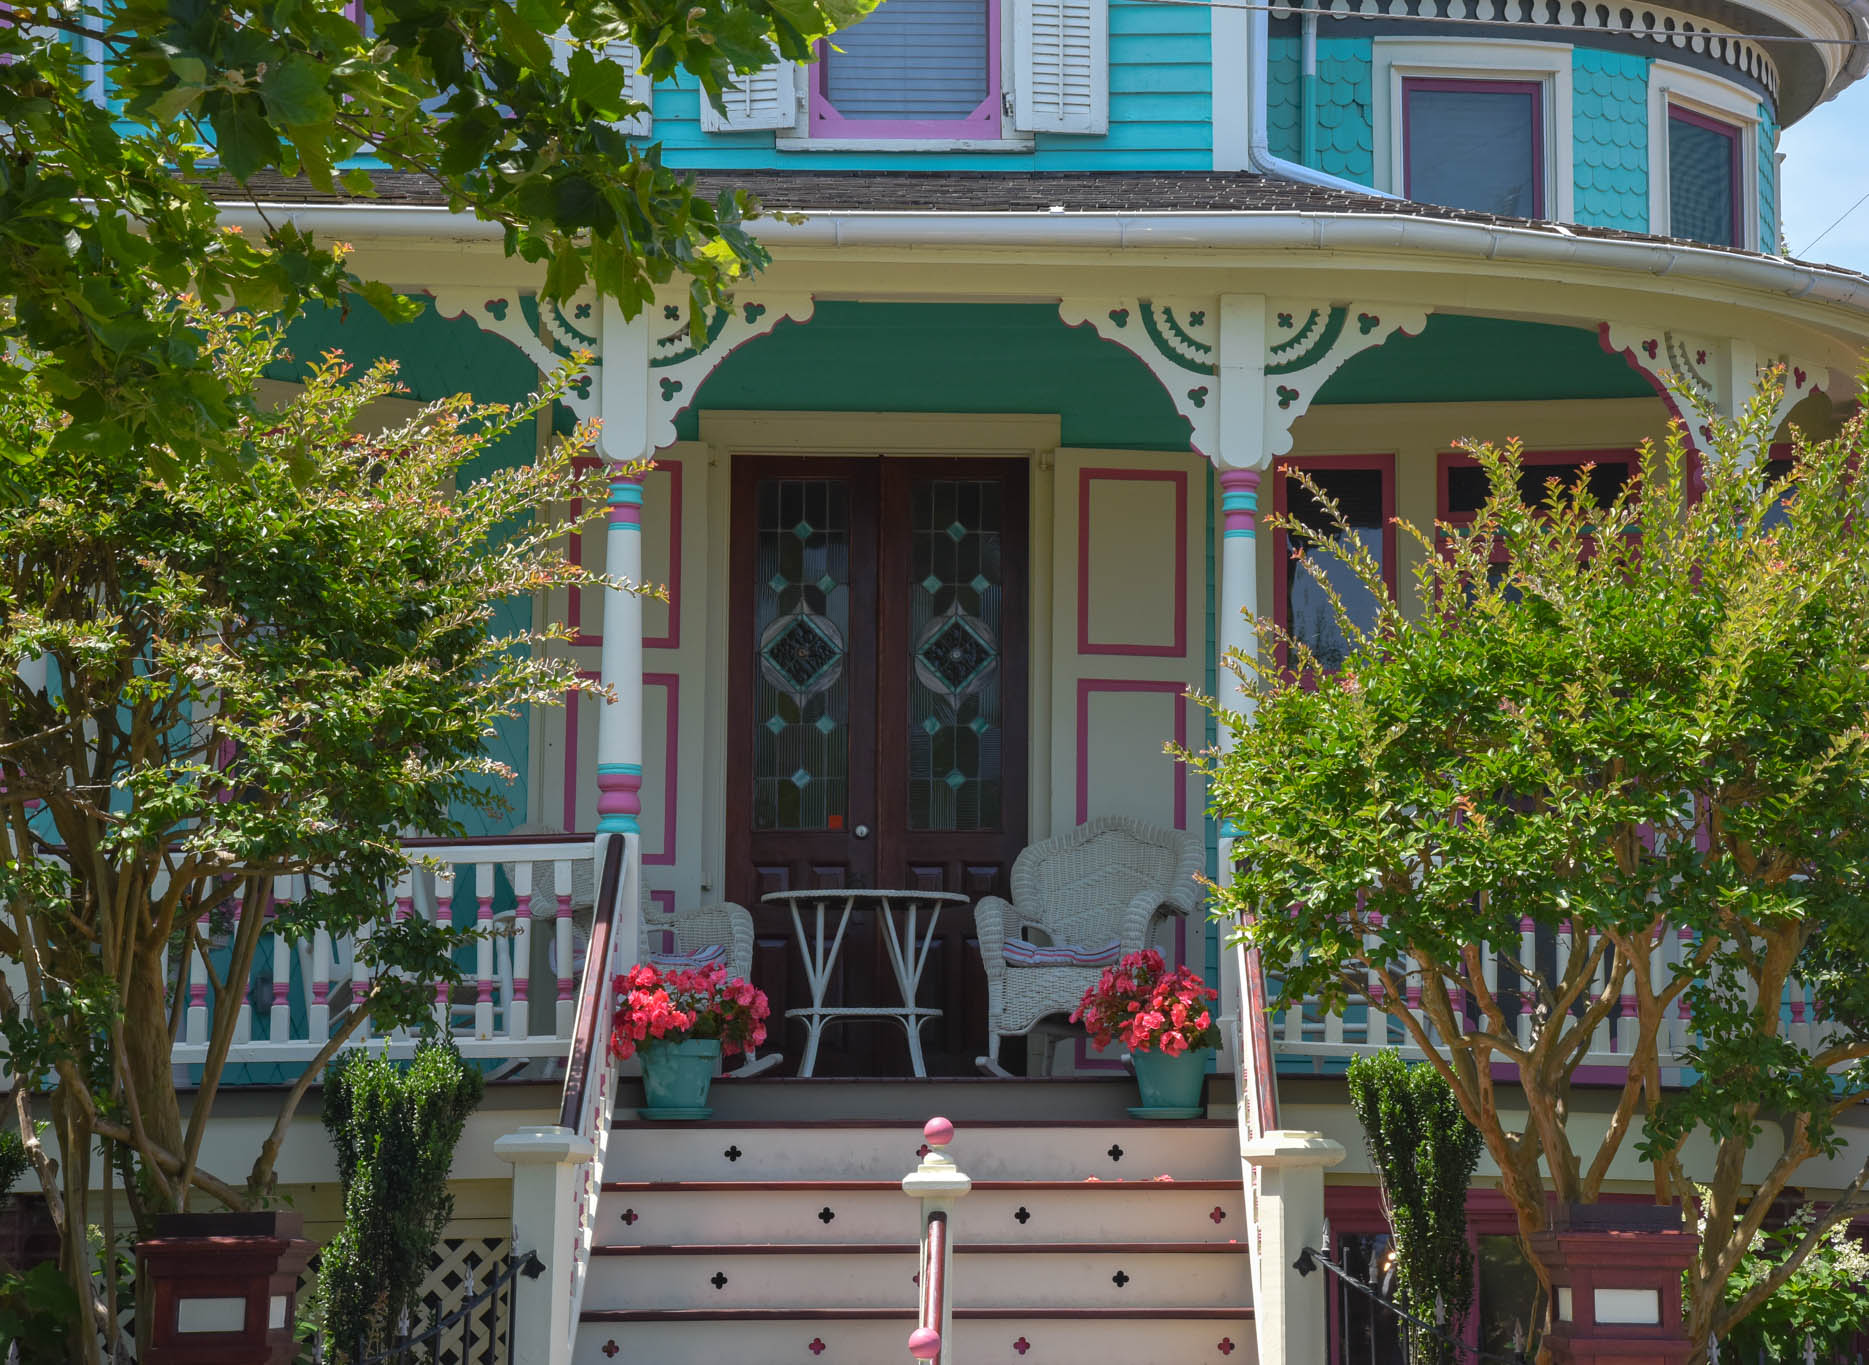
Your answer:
[973,816,1205,1077]
[639,898,782,1077]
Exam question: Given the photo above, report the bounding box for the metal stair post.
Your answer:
[903,1116,971,1363]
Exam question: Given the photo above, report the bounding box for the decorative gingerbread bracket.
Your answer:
[1058,296,1426,465]
[1599,321,1829,453]
[1259,300,1427,461]
[433,287,605,423]
[643,293,814,454]
[435,286,814,458]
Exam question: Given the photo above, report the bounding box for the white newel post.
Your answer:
[1241,1131,1345,1365]
[903,1117,971,1362]
[496,1125,595,1364]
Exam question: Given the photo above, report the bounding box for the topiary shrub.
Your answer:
[318,1041,485,1363]
[1346,1049,1485,1365]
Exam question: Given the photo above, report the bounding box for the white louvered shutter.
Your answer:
[699,55,798,131]
[602,41,655,137]
[552,36,654,136]
[1012,0,1108,134]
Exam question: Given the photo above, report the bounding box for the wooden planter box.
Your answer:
[136,1210,314,1365]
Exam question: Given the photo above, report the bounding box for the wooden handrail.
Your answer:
[1240,937,1281,1133]
[922,1211,948,1361]
[559,834,626,1131]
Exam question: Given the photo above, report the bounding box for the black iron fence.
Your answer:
[1298,1245,1532,1365]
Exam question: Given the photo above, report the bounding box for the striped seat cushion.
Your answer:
[646,943,729,971]
[1002,938,1122,968]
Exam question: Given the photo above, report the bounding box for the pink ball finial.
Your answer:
[923,1116,954,1147]
[908,1327,943,1358]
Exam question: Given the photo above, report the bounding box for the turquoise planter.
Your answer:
[1129,1048,1210,1119]
[639,1037,721,1120]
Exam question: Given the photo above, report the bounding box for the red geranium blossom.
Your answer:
[608,962,770,1061]
[1070,949,1218,1056]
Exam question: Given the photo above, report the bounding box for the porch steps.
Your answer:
[576,1079,1256,1365]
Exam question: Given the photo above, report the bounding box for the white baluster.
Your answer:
[1517,917,1537,1051]
[187,910,211,1046]
[434,862,456,1035]
[353,910,374,1043]
[554,860,575,1038]
[510,862,533,1042]
[472,862,496,1038]
[269,877,293,1044]
[1650,923,1672,1062]
[309,895,333,1045]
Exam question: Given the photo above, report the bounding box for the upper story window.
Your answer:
[1375,44,1571,220]
[1403,78,1545,217]
[1273,457,1396,674]
[810,0,1001,139]
[1648,64,1762,251]
[1667,106,1742,247]
[701,0,1109,147]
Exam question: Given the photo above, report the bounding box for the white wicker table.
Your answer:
[761,889,969,1077]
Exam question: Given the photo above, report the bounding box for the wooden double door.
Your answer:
[727,456,1030,1075]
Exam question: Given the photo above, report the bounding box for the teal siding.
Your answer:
[1758,102,1779,253]
[1572,49,1650,233]
[1312,37,1373,186]
[649,0,1210,170]
[1267,34,1302,162]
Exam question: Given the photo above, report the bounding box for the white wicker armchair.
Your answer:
[973,816,1205,1076]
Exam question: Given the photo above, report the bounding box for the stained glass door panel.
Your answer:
[729,456,1028,1075]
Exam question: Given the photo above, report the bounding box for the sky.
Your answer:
[1779,74,1869,274]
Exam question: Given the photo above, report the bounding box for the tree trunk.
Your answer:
[119,947,185,1216]
[49,1085,100,1365]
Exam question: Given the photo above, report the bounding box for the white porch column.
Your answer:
[496,1124,595,1364]
[594,299,650,966]
[1214,294,1269,1068]
[1241,1131,1346,1365]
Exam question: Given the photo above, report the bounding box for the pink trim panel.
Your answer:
[807,0,1001,141]
[1073,678,1191,830]
[1077,468,1190,658]
[643,672,680,867]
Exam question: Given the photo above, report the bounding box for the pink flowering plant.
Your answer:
[608,963,770,1061]
[1071,949,1219,1057]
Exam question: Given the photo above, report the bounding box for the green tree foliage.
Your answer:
[0,311,626,1361]
[318,1041,485,1363]
[0,0,871,478]
[1196,371,1869,1359]
[1711,1196,1869,1363]
[1346,1051,1485,1365]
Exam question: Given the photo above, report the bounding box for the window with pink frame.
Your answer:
[1271,456,1398,676]
[809,0,1001,139]
[1402,77,1545,218]
[1667,105,1743,248]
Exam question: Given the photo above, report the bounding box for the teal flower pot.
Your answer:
[639,1037,721,1120]
[1129,1048,1210,1119]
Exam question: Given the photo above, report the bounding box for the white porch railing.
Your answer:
[169,833,594,1066]
[1265,922,1838,1072]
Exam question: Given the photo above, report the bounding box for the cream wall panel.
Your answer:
[1049,449,1206,850]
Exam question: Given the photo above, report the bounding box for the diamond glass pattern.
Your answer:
[753,479,851,831]
[906,478,1004,832]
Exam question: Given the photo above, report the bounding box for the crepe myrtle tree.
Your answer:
[1192,369,1869,1363]
[0,310,636,1362]
[0,0,871,480]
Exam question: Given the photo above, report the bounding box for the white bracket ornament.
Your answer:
[643,292,815,454]
[1260,300,1428,461]
[436,286,814,458]
[1059,297,1426,464]
[433,288,605,424]
[1599,321,1830,455]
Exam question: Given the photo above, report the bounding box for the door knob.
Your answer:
[853,824,871,839]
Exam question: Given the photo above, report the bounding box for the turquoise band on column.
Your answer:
[1219,820,1243,839]
[1221,491,1259,512]
[598,763,644,775]
[597,815,642,833]
[1223,528,1256,539]
[608,482,645,507]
